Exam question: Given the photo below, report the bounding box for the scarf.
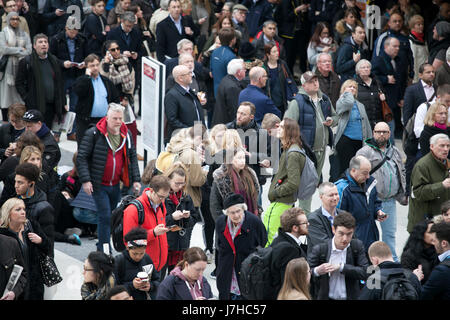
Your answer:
[231,168,257,215]
[168,190,182,206]
[3,12,27,86]
[411,30,424,43]
[106,56,135,93]
[434,122,447,130]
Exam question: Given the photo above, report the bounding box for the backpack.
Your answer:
[285,146,319,200]
[239,246,275,300]
[111,195,145,252]
[380,269,419,300]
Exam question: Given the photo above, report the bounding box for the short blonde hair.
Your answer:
[424,102,449,127]
[0,198,25,228]
[261,113,281,130]
[340,79,358,96]
[408,14,424,30]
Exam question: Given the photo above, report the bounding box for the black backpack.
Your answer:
[380,269,419,300]
[111,195,145,252]
[239,246,275,300]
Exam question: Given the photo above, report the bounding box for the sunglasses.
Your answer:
[109,47,120,52]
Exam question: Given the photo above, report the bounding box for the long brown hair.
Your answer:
[310,22,331,48]
[225,148,257,201]
[277,258,311,300]
[281,118,302,150]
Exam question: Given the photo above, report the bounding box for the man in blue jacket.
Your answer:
[211,27,237,96]
[237,66,280,124]
[421,222,450,300]
[335,155,388,252]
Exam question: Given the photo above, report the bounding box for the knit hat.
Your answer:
[238,42,256,60]
[223,193,245,210]
[435,21,450,38]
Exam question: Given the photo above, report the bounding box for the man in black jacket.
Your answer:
[15,33,66,129]
[359,241,422,300]
[164,65,205,142]
[0,234,27,300]
[211,58,246,126]
[307,182,343,255]
[77,103,141,252]
[155,0,198,62]
[308,212,369,300]
[49,16,89,141]
[22,109,61,176]
[270,207,308,299]
[73,53,120,145]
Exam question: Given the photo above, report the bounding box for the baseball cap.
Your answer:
[23,109,44,122]
[300,71,318,85]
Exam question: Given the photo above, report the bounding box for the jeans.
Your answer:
[381,197,398,262]
[73,207,98,225]
[92,184,122,252]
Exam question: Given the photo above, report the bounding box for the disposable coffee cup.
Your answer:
[137,271,149,282]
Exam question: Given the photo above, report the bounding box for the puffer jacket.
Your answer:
[336,170,382,251]
[334,91,372,149]
[356,138,406,201]
[356,75,384,129]
[77,117,140,190]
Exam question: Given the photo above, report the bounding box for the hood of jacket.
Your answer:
[363,137,392,151]
[95,116,129,137]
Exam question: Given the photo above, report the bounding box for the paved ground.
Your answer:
[47,122,411,300]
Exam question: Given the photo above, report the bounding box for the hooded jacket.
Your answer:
[336,35,370,81]
[77,117,140,190]
[156,265,213,300]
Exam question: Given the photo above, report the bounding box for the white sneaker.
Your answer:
[205,249,214,264]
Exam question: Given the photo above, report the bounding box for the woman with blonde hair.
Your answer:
[0,198,51,300]
[419,102,450,157]
[163,162,201,274]
[208,124,227,156]
[277,257,311,300]
[334,79,372,177]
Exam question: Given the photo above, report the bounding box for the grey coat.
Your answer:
[356,138,407,202]
[334,91,372,148]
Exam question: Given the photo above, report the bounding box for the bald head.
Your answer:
[173,65,192,87]
[373,122,391,147]
[249,66,268,88]
[349,155,371,184]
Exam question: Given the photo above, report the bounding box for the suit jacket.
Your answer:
[211,74,246,126]
[306,207,343,255]
[155,15,198,62]
[402,81,436,125]
[308,238,369,300]
[164,83,205,140]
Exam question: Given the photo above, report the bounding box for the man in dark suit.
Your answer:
[211,58,246,126]
[307,182,343,255]
[164,65,205,142]
[155,0,198,62]
[308,212,370,300]
[270,207,308,299]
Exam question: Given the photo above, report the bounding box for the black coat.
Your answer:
[0,234,27,300]
[419,125,450,158]
[421,258,450,300]
[155,15,199,62]
[21,188,55,258]
[0,220,51,300]
[76,123,141,190]
[0,123,24,161]
[164,193,200,251]
[308,238,369,300]
[73,74,120,120]
[215,211,267,300]
[106,25,143,68]
[83,13,108,56]
[401,244,439,284]
[211,74,246,127]
[42,0,84,36]
[113,250,160,300]
[402,81,435,125]
[164,83,205,140]
[36,124,62,175]
[49,30,89,79]
[270,228,307,299]
[336,36,370,82]
[356,75,384,129]
[306,207,344,256]
[358,261,421,300]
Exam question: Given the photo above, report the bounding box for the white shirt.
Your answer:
[328,238,348,300]
[286,232,303,247]
[421,80,435,101]
[438,249,450,262]
[413,100,447,139]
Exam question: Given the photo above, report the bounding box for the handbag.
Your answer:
[280,63,298,101]
[39,253,63,287]
[381,99,393,122]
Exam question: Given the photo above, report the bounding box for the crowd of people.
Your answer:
[0,0,449,301]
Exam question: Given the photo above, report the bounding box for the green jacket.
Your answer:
[268,144,306,204]
[408,152,450,232]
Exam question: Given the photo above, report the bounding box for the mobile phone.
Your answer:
[167,225,181,231]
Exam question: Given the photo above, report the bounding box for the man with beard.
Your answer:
[356,122,407,262]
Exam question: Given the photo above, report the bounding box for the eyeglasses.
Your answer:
[109,47,120,52]
[10,17,20,21]
[297,221,309,226]
[374,130,390,135]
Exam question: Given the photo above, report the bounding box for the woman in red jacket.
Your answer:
[123,175,171,273]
